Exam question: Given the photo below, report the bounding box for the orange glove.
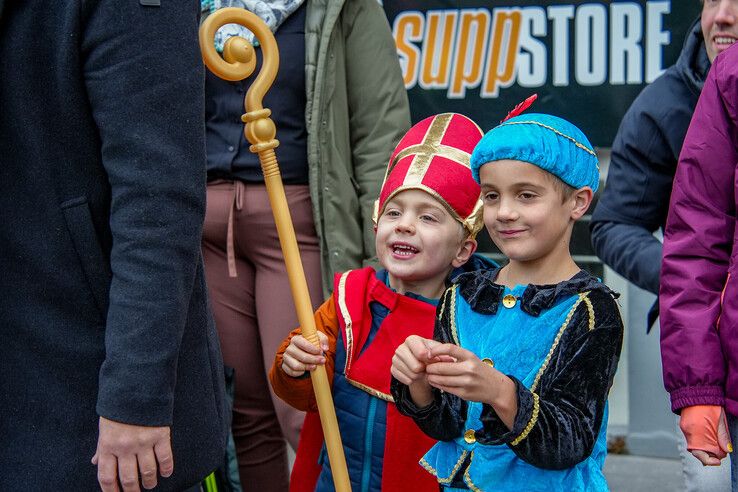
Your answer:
[679,405,733,466]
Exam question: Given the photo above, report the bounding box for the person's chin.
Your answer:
[386,265,421,280]
[501,248,531,263]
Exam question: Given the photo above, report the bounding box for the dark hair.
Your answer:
[544,172,577,202]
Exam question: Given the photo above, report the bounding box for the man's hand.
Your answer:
[680,405,733,466]
[92,417,173,491]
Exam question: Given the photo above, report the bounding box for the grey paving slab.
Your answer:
[604,454,683,492]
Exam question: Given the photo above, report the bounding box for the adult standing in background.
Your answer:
[590,2,736,488]
[590,11,711,301]
[660,41,738,489]
[0,1,228,491]
[200,0,411,489]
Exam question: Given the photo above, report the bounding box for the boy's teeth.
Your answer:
[716,37,736,45]
[393,244,418,255]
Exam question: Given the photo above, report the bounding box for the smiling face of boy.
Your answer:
[375,189,476,299]
[479,159,589,273]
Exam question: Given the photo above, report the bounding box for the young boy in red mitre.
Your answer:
[268,113,494,492]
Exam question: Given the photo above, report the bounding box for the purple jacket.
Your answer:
[660,45,738,415]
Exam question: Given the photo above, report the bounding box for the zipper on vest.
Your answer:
[360,397,378,491]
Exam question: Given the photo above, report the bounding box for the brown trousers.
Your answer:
[202,181,324,491]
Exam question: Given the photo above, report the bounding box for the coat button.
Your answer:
[502,294,517,308]
[464,429,476,444]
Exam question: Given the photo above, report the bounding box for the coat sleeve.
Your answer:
[342,0,411,262]
[477,290,624,469]
[269,298,339,412]
[660,56,737,412]
[590,74,689,295]
[80,1,207,426]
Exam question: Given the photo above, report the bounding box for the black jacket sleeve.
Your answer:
[590,69,694,295]
[81,1,207,425]
[477,290,624,469]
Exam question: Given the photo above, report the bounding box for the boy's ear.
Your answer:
[570,187,594,220]
[452,237,478,268]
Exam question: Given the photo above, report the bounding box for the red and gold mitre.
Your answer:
[373,113,484,237]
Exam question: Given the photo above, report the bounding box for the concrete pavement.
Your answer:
[604,454,683,492]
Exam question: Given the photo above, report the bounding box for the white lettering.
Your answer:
[389,1,672,97]
[548,5,575,87]
[517,7,547,88]
[575,4,607,86]
[646,1,671,83]
[610,3,643,84]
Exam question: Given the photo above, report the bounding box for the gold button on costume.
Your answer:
[502,294,518,308]
[482,357,494,367]
[464,429,477,444]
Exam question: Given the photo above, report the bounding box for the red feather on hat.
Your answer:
[501,93,538,123]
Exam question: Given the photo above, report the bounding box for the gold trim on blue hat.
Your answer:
[500,120,597,158]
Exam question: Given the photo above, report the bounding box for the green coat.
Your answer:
[305,0,411,294]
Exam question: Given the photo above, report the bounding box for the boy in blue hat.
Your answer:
[391,112,624,491]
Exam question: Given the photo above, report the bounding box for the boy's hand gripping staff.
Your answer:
[199,9,351,492]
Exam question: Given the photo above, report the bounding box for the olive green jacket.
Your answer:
[305,0,411,294]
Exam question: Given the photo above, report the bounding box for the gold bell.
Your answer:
[464,429,476,444]
[502,294,517,308]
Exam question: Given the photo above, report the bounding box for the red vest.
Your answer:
[290,267,438,491]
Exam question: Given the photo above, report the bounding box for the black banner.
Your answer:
[383,1,701,146]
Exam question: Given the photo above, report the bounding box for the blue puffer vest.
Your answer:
[315,297,387,491]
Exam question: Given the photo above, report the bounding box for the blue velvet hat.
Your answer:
[470,113,599,192]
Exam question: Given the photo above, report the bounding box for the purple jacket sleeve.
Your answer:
[660,55,737,413]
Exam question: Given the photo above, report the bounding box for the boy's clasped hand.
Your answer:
[392,335,504,405]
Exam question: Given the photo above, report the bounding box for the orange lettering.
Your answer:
[482,9,522,97]
[419,11,458,88]
[393,13,424,88]
[449,10,490,98]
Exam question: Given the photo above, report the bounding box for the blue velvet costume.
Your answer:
[392,267,623,491]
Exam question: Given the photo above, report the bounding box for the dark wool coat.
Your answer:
[0,1,228,489]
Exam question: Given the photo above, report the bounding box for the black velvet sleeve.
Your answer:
[390,288,468,441]
[477,289,624,469]
[390,378,466,441]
